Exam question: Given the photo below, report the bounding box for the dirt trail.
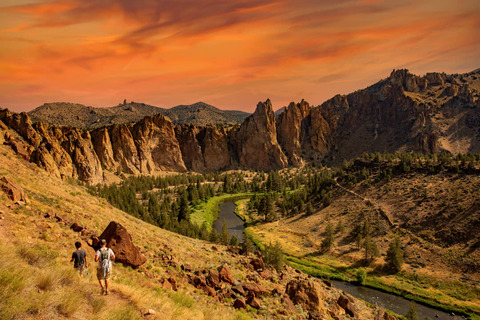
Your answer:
[334,178,396,228]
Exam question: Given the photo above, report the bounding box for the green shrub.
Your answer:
[263,241,284,272]
[356,269,367,285]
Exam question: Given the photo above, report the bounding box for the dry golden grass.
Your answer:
[0,144,253,320]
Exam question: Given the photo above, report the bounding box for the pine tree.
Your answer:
[306,201,313,216]
[386,238,404,273]
[242,236,255,255]
[178,193,190,222]
[264,241,284,272]
[200,222,209,241]
[209,228,219,243]
[220,219,230,244]
[229,235,239,246]
[321,223,335,251]
[355,233,363,250]
[363,235,379,261]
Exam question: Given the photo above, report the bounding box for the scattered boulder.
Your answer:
[246,295,261,309]
[168,276,178,291]
[285,279,323,313]
[70,222,84,232]
[281,295,297,314]
[181,264,192,272]
[0,176,28,203]
[98,221,147,268]
[54,213,68,223]
[233,298,246,309]
[258,269,273,280]
[207,269,220,286]
[242,283,269,297]
[160,278,173,290]
[249,257,265,271]
[203,285,216,297]
[217,264,234,284]
[192,274,207,288]
[144,309,156,316]
[337,294,358,318]
[232,285,246,296]
[375,307,398,320]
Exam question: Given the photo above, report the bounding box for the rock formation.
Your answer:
[0,176,28,203]
[233,99,288,171]
[1,68,479,181]
[97,221,147,268]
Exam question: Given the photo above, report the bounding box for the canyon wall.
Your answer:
[1,69,479,183]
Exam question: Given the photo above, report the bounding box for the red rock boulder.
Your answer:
[98,221,147,268]
[217,264,234,284]
[0,176,28,203]
[285,279,323,313]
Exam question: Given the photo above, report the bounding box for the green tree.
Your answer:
[355,233,363,250]
[229,235,239,246]
[321,223,335,251]
[356,269,366,285]
[220,219,230,245]
[386,238,404,273]
[263,241,284,272]
[178,192,190,222]
[405,301,418,320]
[242,236,255,255]
[209,228,219,243]
[306,201,313,216]
[363,235,379,261]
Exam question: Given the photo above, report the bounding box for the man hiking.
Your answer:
[95,239,115,295]
[70,241,87,277]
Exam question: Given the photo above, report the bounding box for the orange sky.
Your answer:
[0,0,479,113]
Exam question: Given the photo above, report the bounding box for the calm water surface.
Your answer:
[213,201,244,242]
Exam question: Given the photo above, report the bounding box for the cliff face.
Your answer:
[233,99,288,171]
[1,69,479,182]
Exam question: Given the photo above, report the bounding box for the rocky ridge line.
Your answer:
[1,69,479,183]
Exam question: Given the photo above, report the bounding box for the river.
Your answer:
[213,201,466,320]
[331,280,463,320]
[213,201,245,242]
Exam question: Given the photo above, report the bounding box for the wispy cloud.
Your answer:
[0,0,478,112]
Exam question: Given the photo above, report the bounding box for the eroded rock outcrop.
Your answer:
[277,100,310,166]
[0,176,28,203]
[1,69,479,179]
[132,114,186,173]
[97,221,147,268]
[233,99,288,170]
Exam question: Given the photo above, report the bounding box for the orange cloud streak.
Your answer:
[0,0,479,112]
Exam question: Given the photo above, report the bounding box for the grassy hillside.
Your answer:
[237,159,480,318]
[0,144,253,320]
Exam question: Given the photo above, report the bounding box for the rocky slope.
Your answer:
[0,142,397,320]
[2,68,479,183]
[28,101,250,129]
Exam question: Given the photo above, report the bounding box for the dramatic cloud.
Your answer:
[0,0,479,112]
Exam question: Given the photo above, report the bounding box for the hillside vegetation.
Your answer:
[0,144,253,320]
[0,141,394,319]
[27,101,249,129]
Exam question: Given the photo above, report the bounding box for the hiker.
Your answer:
[70,241,88,277]
[95,239,115,295]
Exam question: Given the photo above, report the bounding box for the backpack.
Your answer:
[99,248,111,278]
[100,248,110,262]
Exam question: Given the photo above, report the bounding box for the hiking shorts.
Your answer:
[97,268,111,281]
[75,265,86,276]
